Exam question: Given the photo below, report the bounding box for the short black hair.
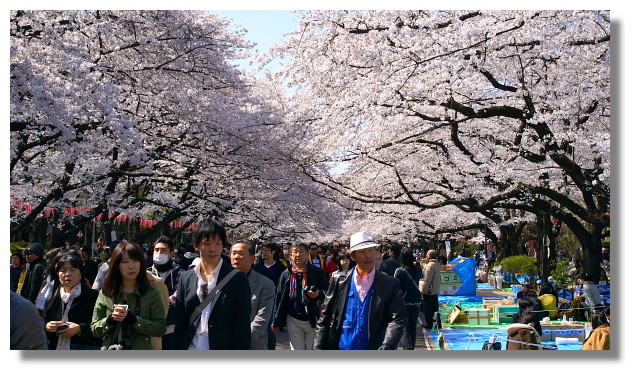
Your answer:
[192,219,228,248]
[232,240,255,255]
[518,298,533,312]
[438,255,448,265]
[154,235,175,252]
[391,243,402,257]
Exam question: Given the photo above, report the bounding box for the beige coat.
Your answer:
[420,259,441,295]
[582,324,610,350]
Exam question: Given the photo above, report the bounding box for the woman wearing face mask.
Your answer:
[43,253,101,350]
[148,235,183,350]
[91,241,166,350]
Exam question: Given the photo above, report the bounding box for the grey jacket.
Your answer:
[247,269,276,350]
[10,291,47,350]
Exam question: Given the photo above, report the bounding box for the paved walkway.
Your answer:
[274,313,436,350]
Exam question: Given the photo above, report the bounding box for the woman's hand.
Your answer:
[111,304,129,322]
[45,320,64,333]
[58,322,81,338]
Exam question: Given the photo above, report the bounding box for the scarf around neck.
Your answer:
[290,261,309,304]
[56,283,82,350]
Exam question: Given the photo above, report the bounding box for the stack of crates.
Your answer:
[467,309,491,325]
[494,305,518,324]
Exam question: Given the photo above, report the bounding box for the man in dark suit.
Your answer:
[314,231,406,350]
[173,219,251,350]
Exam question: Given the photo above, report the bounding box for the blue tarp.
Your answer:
[516,274,532,284]
[558,284,611,304]
[448,256,476,296]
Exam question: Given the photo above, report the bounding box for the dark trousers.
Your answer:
[267,314,276,350]
[422,294,439,329]
[403,304,420,349]
[162,332,175,350]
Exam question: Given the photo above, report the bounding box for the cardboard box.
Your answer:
[467,308,491,325]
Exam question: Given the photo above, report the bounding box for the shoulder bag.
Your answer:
[189,268,241,327]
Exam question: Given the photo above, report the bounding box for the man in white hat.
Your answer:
[313,232,406,350]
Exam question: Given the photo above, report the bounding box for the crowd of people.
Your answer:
[9,220,610,351]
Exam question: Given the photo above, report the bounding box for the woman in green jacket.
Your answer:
[91,241,166,350]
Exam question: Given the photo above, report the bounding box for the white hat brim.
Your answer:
[348,242,380,253]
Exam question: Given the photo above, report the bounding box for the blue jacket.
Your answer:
[314,270,406,350]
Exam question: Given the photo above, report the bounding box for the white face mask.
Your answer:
[153,253,170,265]
[283,250,289,256]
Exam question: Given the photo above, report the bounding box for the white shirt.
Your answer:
[188,258,223,350]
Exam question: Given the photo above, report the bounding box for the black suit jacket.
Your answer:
[174,260,251,350]
[314,270,406,350]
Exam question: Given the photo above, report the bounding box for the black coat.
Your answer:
[272,263,329,328]
[83,258,99,286]
[20,258,47,303]
[379,257,400,278]
[174,260,252,350]
[43,284,101,349]
[314,270,406,350]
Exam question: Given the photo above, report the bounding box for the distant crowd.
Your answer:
[9,220,610,351]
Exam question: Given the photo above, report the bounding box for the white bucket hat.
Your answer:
[348,231,380,253]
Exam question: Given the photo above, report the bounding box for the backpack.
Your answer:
[482,341,502,350]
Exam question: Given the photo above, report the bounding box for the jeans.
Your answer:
[403,304,420,349]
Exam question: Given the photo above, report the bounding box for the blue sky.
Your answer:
[213,10,300,73]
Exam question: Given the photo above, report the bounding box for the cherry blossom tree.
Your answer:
[11,10,343,246]
[269,10,610,280]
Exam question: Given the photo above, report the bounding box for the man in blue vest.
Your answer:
[314,231,406,350]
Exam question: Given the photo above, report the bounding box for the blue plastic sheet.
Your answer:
[430,328,583,350]
[448,256,476,296]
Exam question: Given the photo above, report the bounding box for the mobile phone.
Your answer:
[114,304,128,311]
[56,323,70,332]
